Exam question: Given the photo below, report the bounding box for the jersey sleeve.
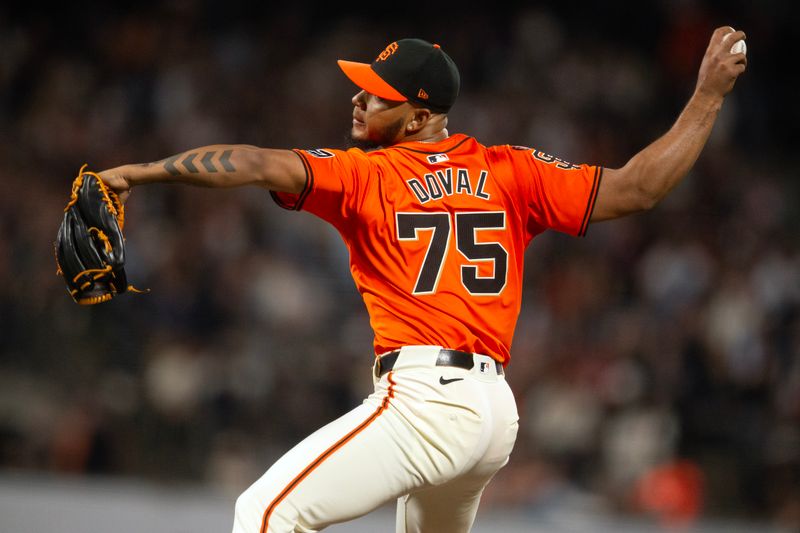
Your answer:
[506,147,602,236]
[270,147,371,229]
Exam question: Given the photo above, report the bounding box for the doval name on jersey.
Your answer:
[406,168,490,204]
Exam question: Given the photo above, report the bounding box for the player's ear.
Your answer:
[406,107,432,134]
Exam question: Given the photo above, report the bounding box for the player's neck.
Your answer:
[403,127,449,145]
[399,111,450,145]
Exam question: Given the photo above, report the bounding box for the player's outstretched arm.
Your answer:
[98,145,306,203]
[591,26,747,222]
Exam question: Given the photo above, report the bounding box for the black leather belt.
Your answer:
[375,348,504,377]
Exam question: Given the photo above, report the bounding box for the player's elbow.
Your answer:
[612,188,659,218]
[592,167,659,221]
[256,148,307,194]
[634,186,661,212]
[615,161,662,212]
[234,147,273,185]
[615,155,689,214]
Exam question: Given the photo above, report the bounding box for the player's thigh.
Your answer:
[233,399,417,533]
[395,378,519,533]
[395,471,494,533]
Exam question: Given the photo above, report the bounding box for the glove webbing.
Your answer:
[64,164,125,230]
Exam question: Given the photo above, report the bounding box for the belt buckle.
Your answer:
[374,356,381,378]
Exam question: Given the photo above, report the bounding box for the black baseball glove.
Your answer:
[55,165,136,305]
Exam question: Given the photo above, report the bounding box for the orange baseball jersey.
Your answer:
[272,134,602,364]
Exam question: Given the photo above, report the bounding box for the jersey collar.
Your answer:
[389,133,471,154]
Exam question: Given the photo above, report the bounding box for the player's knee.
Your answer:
[234,486,303,533]
[233,487,264,533]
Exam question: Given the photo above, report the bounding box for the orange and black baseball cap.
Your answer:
[337,39,460,113]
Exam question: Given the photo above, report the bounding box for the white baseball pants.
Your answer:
[232,345,519,533]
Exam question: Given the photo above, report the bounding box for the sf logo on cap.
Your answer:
[376,42,398,61]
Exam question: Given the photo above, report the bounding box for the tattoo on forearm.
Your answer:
[139,150,237,176]
[163,154,181,175]
[201,152,216,172]
[182,153,199,173]
[219,150,234,171]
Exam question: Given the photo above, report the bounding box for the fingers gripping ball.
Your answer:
[723,29,747,55]
[55,165,142,305]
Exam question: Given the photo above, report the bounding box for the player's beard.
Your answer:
[345,118,405,151]
[344,132,381,151]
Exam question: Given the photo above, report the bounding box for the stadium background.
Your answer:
[1,1,798,531]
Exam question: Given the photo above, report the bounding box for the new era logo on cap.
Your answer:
[337,38,460,113]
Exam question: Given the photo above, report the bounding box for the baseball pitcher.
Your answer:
[97,27,746,532]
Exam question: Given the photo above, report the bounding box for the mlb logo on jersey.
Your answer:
[480,362,490,373]
[426,153,449,164]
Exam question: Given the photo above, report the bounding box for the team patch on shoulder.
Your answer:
[531,149,580,170]
[306,148,335,158]
[426,153,449,164]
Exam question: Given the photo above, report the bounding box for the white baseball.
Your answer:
[723,29,747,55]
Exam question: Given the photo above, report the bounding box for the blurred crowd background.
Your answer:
[1,0,798,530]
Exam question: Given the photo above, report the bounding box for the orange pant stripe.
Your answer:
[260,372,396,532]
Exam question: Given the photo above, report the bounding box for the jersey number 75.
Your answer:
[396,211,508,296]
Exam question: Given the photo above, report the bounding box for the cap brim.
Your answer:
[337,60,407,102]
